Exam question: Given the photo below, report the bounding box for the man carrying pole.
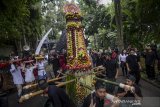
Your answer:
[19,78,76,107]
[38,79,76,107]
[103,53,119,94]
[82,81,119,107]
[116,75,143,107]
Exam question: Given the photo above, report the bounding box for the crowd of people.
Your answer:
[0,43,160,107]
[90,44,160,82]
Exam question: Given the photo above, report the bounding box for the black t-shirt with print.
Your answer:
[103,59,118,79]
[82,92,105,107]
[126,55,139,72]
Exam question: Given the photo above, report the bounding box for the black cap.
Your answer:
[127,75,136,82]
[95,81,106,90]
[38,79,48,90]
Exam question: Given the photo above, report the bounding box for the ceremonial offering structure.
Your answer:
[64,3,91,70]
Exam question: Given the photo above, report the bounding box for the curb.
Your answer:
[141,77,160,89]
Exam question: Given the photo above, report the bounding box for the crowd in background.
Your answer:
[89,44,160,81]
[1,43,160,107]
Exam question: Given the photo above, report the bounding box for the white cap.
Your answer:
[106,93,114,101]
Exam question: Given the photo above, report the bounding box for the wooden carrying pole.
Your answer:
[20,66,106,102]
[94,77,134,91]
[23,76,67,89]
[19,79,76,103]
[22,66,101,90]
[94,77,119,86]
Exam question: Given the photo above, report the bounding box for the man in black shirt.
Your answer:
[126,49,142,84]
[157,50,160,72]
[96,52,103,67]
[103,53,119,94]
[50,54,60,77]
[90,50,97,67]
[143,46,156,80]
[47,85,75,107]
[103,53,119,79]
[116,75,143,107]
[82,81,109,107]
[38,79,75,107]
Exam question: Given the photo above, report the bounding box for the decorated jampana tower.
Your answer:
[64,3,93,104]
[64,3,92,71]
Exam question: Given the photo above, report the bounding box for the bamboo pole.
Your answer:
[56,79,75,87]
[94,77,134,92]
[20,66,101,91]
[19,79,76,103]
[94,77,119,86]
[19,90,44,103]
[22,66,104,90]
[23,76,66,89]
[21,65,105,102]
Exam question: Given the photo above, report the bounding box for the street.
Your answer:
[8,76,160,107]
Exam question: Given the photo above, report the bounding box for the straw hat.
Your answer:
[35,55,44,60]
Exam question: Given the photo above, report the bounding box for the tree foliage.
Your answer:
[81,0,160,49]
[41,0,67,41]
[121,0,160,49]
[0,0,42,50]
[0,0,160,51]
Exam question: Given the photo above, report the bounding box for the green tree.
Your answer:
[41,0,66,40]
[78,0,112,49]
[121,0,160,49]
[114,0,124,50]
[0,0,42,52]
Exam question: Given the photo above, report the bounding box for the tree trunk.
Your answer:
[114,0,124,51]
[20,38,22,52]
[94,34,97,49]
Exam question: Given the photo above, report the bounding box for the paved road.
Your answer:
[139,79,160,107]
[116,76,160,107]
[7,76,160,107]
